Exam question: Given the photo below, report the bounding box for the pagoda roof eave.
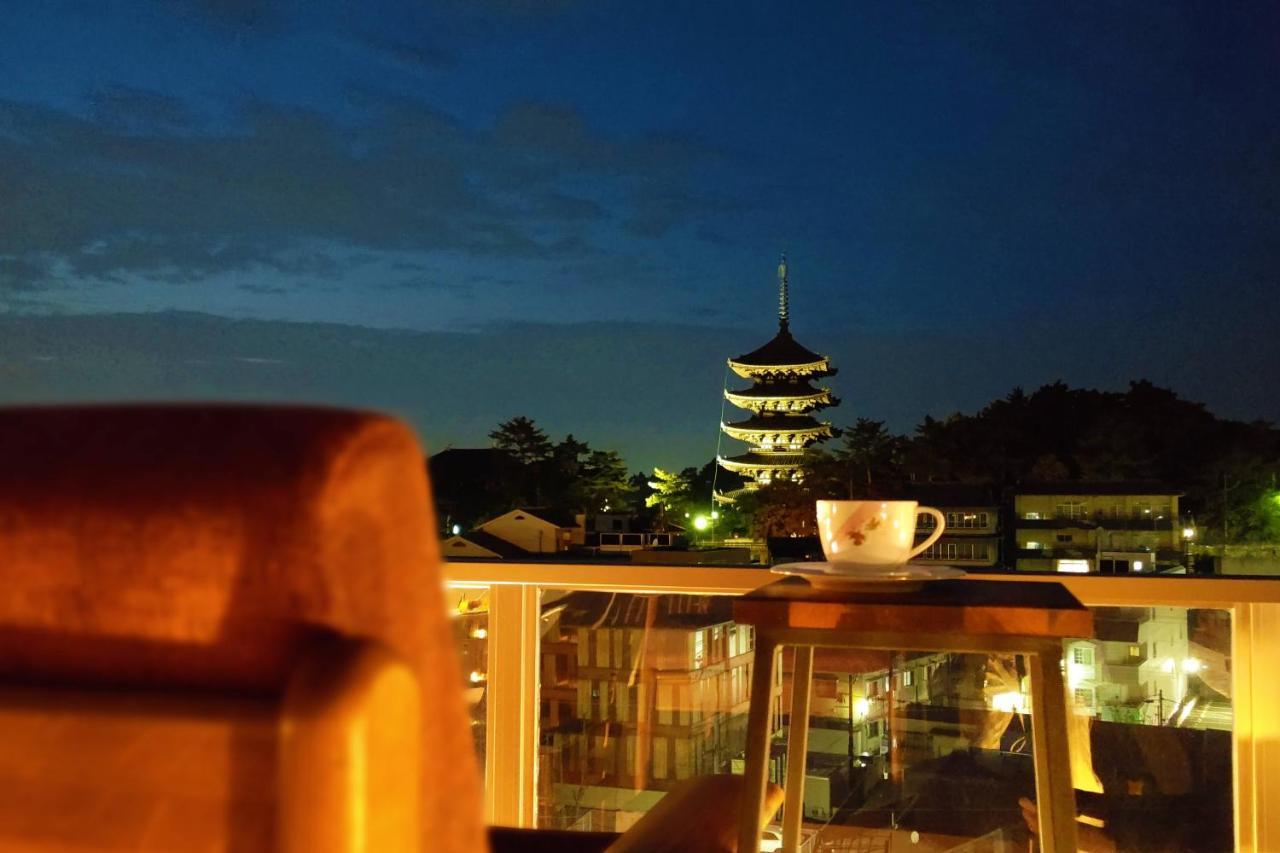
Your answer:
[724,385,832,401]
[717,451,810,473]
[727,358,833,379]
[721,417,834,441]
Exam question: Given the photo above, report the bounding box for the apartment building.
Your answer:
[905,484,1001,568]
[1012,482,1185,574]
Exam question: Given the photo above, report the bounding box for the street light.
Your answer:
[1183,526,1196,539]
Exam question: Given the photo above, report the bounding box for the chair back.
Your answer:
[0,405,484,851]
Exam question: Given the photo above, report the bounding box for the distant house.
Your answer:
[585,512,681,552]
[480,508,584,553]
[442,507,585,559]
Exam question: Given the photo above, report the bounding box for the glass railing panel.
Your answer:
[796,649,1039,851]
[536,590,755,833]
[448,585,490,779]
[531,589,1236,851]
[1060,605,1233,852]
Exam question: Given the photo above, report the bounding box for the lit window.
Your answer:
[1056,559,1090,573]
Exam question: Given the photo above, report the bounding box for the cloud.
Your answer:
[0,93,728,293]
[359,36,459,73]
[172,0,284,31]
[0,92,732,292]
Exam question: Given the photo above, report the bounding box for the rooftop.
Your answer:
[729,326,832,371]
[1015,480,1184,496]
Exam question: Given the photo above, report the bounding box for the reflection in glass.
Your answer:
[533,594,1233,851]
[450,587,489,774]
[537,591,756,832]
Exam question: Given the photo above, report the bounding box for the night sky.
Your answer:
[2,1,1278,471]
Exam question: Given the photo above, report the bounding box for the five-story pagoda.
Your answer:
[716,256,838,500]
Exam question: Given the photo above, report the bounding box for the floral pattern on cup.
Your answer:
[839,504,883,546]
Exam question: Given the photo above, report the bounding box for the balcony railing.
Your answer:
[445,560,1280,852]
[1017,516,1177,531]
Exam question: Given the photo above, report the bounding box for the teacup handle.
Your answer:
[908,507,946,560]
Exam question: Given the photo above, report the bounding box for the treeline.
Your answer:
[483,416,637,513]
[453,382,1279,544]
[748,381,1280,543]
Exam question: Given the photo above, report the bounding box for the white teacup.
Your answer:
[816,500,946,567]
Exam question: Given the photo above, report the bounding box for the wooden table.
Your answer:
[732,576,1093,853]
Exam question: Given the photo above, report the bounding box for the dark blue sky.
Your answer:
[2,1,1278,469]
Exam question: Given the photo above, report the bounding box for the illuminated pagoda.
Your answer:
[716,255,838,500]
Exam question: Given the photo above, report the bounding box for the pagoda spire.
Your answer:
[777,252,789,330]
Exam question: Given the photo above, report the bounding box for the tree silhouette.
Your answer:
[489,416,553,465]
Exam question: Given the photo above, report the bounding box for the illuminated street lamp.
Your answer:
[1183,526,1196,539]
[693,515,709,531]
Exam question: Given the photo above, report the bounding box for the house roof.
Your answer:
[508,506,581,528]
[428,447,517,476]
[447,530,531,559]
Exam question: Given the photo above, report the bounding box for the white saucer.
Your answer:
[771,561,965,590]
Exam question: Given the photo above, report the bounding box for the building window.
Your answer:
[652,737,668,779]
[1025,541,1044,550]
[943,512,990,529]
[1057,534,1073,543]
[1072,647,1094,665]
[1073,688,1094,707]
[1024,511,1042,520]
[917,512,936,529]
[1129,644,1141,658]
[1056,502,1087,520]
[902,670,913,687]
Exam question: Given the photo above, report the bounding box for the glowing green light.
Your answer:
[693,515,709,531]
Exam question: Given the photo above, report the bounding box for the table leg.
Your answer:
[1027,643,1078,853]
[737,632,779,853]
[783,645,814,853]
